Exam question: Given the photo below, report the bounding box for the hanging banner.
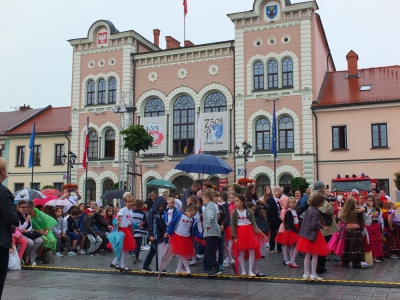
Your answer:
[141,116,167,154]
[199,111,229,151]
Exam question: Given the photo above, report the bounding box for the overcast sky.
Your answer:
[0,0,398,112]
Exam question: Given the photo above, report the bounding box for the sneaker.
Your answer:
[55,252,64,257]
[248,272,256,277]
[207,269,222,277]
[76,245,81,251]
[373,258,381,263]
[144,245,150,250]
[140,246,146,251]
[189,261,197,266]
[132,254,137,264]
[310,275,323,281]
[68,251,77,256]
[78,250,86,255]
[142,267,153,273]
[196,254,204,260]
[361,261,371,268]
[390,254,400,259]
[89,252,95,257]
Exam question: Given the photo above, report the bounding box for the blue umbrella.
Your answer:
[174,154,233,175]
[108,226,125,263]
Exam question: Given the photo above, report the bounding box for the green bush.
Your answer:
[290,177,310,194]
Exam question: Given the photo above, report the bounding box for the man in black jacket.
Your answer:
[266,186,283,253]
[0,158,19,298]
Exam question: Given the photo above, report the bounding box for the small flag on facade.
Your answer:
[28,123,35,169]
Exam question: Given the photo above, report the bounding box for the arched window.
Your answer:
[87,80,95,105]
[144,99,165,117]
[255,118,270,151]
[108,78,117,103]
[104,129,115,158]
[279,174,293,188]
[204,92,227,113]
[173,95,195,155]
[256,175,270,197]
[253,61,264,90]
[86,179,96,201]
[88,130,98,159]
[102,179,114,205]
[172,176,193,194]
[282,58,293,87]
[146,177,158,197]
[268,60,278,89]
[98,79,106,104]
[278,116,294,150]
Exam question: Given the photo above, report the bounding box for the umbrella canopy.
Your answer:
[157,239,174,280]
[174,153,233,175]
[45,199,73,213]
[101,189,127,199]
[146,179,176,190]
[33,195,58,207]
[13,189,46,201]
[41,189,61,197]
[108,226,125,263]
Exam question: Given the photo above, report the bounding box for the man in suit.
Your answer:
[0,157,19,298]
[266,186,282,253]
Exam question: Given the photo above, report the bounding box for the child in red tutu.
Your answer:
[275,197,300,268]
[165,205,203,275]
[231,194,261,277]
[110,193,137,272]
[365,195,383,262]
[297,194,329,281]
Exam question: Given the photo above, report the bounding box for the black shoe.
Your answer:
[255,272,266,277]
[110,262,120,270]
[161,269,168,274]
[142,267,153,273]
[207,269,222,277]
[120,266,131,272]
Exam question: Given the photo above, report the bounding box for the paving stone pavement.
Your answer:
[4,249,400,299]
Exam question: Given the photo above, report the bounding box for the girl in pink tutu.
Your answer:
[110,193,137,272]
[231,194,261,277]
[297,194,329,281]
[165,205,203,275]
[275,197,300,268]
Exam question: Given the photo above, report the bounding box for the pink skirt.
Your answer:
[170,234,195,258]
[297,231,329,256]
[119,226,136,251]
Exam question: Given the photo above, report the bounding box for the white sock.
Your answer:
[249,249,255,274]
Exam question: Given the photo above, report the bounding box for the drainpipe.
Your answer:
[131,52,137,196]
[312,110,319,180]
[65,134,71,184]
[231,41,236,184]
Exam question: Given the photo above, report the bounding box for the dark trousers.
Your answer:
[269,223,282,252]
[133,237,142,260]
[217,232,225,266]
[205,236,220,271]
[317,235,332,273]
[0,246,10,299]
[143,241,159,271]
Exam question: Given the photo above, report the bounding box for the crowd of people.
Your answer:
[1,151,400,300]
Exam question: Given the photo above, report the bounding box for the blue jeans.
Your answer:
[218,232,225,266]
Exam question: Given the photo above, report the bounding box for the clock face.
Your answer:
[266,5,278,19]
[98,32,108,45]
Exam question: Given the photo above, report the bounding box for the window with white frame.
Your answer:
[255,118,270,151]
[98,79,106,104]
[282,58,293,87]
[278,116,294,150]
[87,80,95,105]
[88,130,98,159]
[108,78,117,103]
[268,60,278,89]
[253,61,264,90]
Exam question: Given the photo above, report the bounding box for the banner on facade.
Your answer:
[199,111,229,151]
[141,116,167,154]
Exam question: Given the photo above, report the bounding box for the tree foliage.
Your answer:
[290,177,310,194]
[120,125,154,153]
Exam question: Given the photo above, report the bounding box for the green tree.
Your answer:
[120,124,154,153]
[290,177,310,194]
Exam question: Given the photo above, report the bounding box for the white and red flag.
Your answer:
[183,0,188,16]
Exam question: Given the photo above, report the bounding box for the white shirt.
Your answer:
[66,195,78,205]
[174,199,183,211]
[118,207,134,228]
[175,214,193,237]
[167,209,174,224]
[290,208,299,225]
[237,209,251,226]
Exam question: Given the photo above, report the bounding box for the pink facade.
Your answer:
[68,1,336,201]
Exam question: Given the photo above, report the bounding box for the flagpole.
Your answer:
[31,122,35,188]
[273,100,276,186]
[85,117,89,205]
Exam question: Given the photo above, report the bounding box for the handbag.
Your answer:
[364,213,372,226]
[22,231,42,240]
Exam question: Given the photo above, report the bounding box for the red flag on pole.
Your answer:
[183,0,188,16]
[82,125,89,169]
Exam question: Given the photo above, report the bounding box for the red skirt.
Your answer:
[365,223,383,257]
[233,225,260,252]
[170,234,195,258]
[297,231,329,256]
[119,226,136,251]
[194,236,205,246]
[275,230,299,246]
[225,226,233,241]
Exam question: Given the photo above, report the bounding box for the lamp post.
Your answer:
[234,141,252,181]
[62,151,77,184]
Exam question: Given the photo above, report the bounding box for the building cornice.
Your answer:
[312,100,400,112]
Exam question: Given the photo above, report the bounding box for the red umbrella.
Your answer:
[41,189,61,197]
[33,195,58,206]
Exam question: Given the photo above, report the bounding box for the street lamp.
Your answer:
[234,141,252,181]
[62,151,77,184]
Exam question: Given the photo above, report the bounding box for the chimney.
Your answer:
[153,29,160,47]
[184,40,194,47]
[19,104,31,111]
[346,50,359,78]
[165,36,181,49]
